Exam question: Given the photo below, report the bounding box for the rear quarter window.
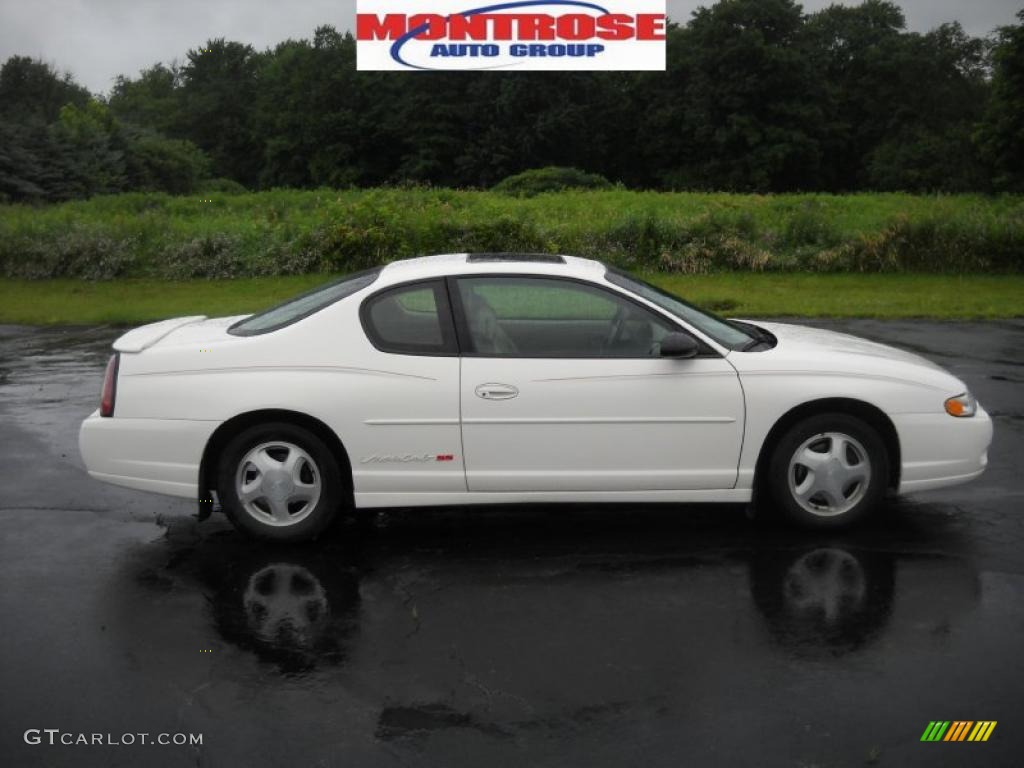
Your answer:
[228,268,381,336]
[360,280,458,356]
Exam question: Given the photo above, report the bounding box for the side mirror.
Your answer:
[660,332,699,359]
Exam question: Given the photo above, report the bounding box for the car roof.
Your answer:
[377,253,607,284]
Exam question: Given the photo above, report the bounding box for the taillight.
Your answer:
[100,353,119,417]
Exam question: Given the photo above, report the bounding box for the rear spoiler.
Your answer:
[113,316,208,353]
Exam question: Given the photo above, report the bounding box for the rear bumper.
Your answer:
[893,407,994,495]
[78,410,216,499]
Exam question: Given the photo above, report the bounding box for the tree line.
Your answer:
[1,0,1022,203]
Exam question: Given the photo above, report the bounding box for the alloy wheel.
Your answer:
[787,431,872,517]
[235,441,322,527]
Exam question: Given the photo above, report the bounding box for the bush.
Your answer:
[0,229,136,279]
[493,166,612,197]
[162,235,249,279]
[125,133,210,195]
[442,215,546,253]
[657,236,773,273]
[197,177,249,195]
[0,189,1020,278]
[601,215,682,266]
[838,214,1024,273]
[782,200,840,248]
[288,223,396,273]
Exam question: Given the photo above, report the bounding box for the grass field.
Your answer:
[2,273,1020,326]
[1,189,1022,279]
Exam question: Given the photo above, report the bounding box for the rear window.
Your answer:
[228,268,382,336]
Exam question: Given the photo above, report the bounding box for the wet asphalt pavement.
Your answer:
[0,319,1022,768]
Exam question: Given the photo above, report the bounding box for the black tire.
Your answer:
[767,413,888,529]
[217,422,345,543]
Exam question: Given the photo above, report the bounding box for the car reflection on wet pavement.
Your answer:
[0,321,1022,767]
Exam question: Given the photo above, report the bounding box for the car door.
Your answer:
[355,278,463,494]
[453,275,745,492]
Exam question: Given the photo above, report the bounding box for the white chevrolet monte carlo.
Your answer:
[80,253,993,541]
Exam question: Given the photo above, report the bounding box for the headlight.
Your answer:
[945,392,977,418]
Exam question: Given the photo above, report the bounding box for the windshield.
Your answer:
[604,268,755,350]
[228,268,382,336]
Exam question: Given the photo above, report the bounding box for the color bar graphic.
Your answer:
[921,721,950,741]
[944,721,972,741]
[968,721,998,742]
[921,721,996,742]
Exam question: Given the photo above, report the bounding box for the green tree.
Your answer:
[108,63,183,136]
[671,0,826,191]
[0,4,1008,196]
[54,100,127,196]
[869,23,989,191]
[630,23,694,188]
[805,5,988,191]
[0,56,90,122]
[179,39,262,185]
[978,11,1024,191]
[0,119,56,201]
[441,70,636,188]
[803,1,909,189]
[255,28,374,187]
[122,130,210,194]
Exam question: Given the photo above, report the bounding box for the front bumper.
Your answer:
[78,411,216,499]
[893,406,994,494]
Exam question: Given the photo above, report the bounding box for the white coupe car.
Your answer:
[79,253,993,541]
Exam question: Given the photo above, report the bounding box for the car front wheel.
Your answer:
[768,413,888,528]
[217,422,343,542]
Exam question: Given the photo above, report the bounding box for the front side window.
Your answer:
[456,276,676,358]
[604,268,756,350]
[229,268,381,336]
[361,280,457,355]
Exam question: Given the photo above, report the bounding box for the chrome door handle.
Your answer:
[475,383,519,400]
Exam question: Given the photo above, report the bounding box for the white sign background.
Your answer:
[356,0,666,71]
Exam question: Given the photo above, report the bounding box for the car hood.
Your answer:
[731,320,963,391]
[754,321,945,369]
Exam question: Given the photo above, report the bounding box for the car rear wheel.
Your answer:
[217,422,344,542]
[768,413,888,528]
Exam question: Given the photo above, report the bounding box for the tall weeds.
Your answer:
[1,189,1019,278]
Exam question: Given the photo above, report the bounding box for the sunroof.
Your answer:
[466,252,565,264]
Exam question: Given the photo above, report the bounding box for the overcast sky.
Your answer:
[0,0,1019,94]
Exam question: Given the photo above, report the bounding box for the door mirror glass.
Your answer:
[659,332,699,359]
